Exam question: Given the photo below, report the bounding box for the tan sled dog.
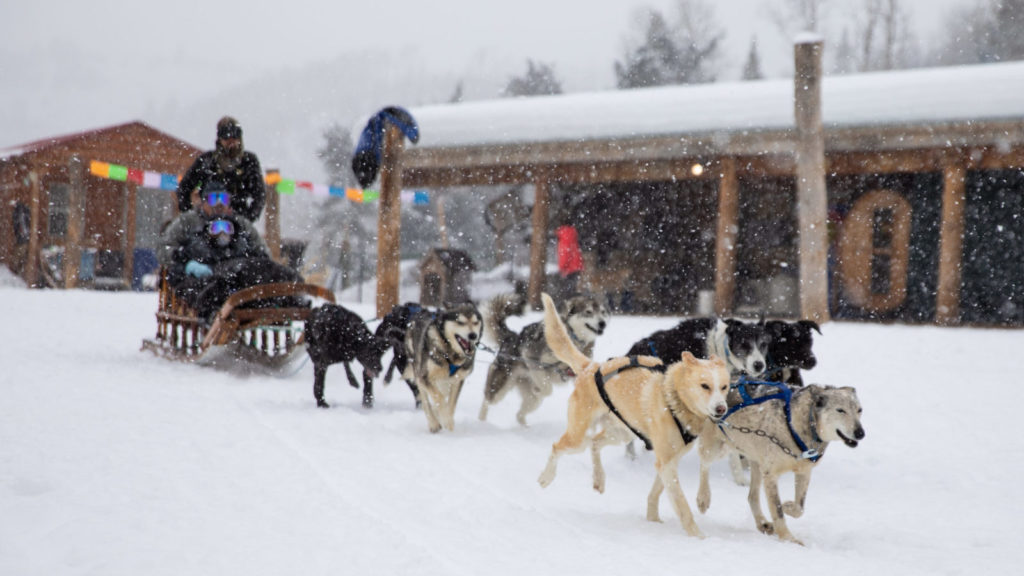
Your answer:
[696,383,865,544]
[536,293,730,538]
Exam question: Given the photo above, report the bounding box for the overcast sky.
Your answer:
[1,0,969,151]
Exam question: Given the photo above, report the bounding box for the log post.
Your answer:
[935,159,967,325]
[714,156,739,315]
[123,181,137,289]
[24,170,42,288]
[794,36,830,323]
[264,172,282,262]
[528,175,550,310]
[376,124,405,318]
[64,156,86,289]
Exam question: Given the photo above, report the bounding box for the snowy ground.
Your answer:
[1,277,1022,575]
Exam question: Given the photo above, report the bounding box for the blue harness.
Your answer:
[721,377,822,462]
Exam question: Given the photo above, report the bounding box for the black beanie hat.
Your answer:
[217,116,242,140]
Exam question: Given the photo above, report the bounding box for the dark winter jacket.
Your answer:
[176,150,266,222]
[157,211,269,287]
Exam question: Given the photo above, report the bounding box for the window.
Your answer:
[48,184,69,238]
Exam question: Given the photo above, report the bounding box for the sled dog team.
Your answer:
[304,291,864,544]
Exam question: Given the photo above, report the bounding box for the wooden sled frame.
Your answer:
[141,269,335,368]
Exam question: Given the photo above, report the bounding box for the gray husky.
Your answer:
[696,383,865,545]
[401,302,483,433]
[479,292,609,426]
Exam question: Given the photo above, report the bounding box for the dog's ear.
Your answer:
[799,320,822,335]
[680,350,697,364]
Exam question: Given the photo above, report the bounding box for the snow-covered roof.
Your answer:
[407,61,1024,151]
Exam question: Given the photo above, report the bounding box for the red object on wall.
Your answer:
[556,225,583,277]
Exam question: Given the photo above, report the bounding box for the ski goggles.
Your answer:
[207,219,235,235]
[204,192,231,207]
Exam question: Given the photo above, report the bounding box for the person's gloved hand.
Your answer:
[185,260,213,278]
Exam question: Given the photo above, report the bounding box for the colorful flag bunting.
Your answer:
[87,159,429,205]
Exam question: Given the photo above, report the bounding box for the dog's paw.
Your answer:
[696,493,710,514]
[780,533,805,546]
[757,521,775,536]
[538,467,556,488]
[782,501,804,518]
[316,399,330,409]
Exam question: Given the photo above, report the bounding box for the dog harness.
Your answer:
[593,356,697,451]
[720,377,822,461]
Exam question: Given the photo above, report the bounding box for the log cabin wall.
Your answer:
[0,122,200,288]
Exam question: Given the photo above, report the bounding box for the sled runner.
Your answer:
[141,269,334,368]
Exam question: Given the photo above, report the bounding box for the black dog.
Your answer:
[305,304,388,409]
[763,319,821,386]
[625,317,769,378]
[373,302,423,407]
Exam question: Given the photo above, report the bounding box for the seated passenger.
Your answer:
[158,180,305,322]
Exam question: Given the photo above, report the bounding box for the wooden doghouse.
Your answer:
[419,248,476,306]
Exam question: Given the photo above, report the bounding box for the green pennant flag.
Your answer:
[362,189,380,202]
[276,179,296,194]
[108,164,128,181]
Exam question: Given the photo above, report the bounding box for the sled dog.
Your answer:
[536,293,729,538]
[479,292,608,426]
[764,319,821,386]
[305,304,388,409]
[374,302,426,407]
[627,317,770,379]
[402,302,483,433]
[697,382,865,545]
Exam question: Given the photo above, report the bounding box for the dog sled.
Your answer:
[141,269,335,369]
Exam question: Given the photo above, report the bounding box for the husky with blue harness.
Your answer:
[402,301,483,433]
[536,293,730,538]
[696,378,865,545]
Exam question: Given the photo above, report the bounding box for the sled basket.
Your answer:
[141,269,335,369]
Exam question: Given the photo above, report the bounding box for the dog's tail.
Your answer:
[485,292,527,346]
[541,292,591,375]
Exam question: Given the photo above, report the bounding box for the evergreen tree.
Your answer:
[742,37,764,80]
[614,1,722,89]
[316,123,357,189]
[449,80,464,104]
[504,60,563,97]
[938,0,1024,64]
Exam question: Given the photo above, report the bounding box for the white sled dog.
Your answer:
[402,302,483,433]
[479,291,608,426]
[536,292,730,538]
[696,382,865,545]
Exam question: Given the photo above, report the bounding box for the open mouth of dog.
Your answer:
[455,335,475,354]
[585,322,605,336]
[837,430,859,448]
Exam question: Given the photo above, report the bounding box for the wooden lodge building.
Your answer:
[373,42,1024,327]
[0,122,201,289]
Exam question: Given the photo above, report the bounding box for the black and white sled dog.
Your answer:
[402,301,483,433]
[479,292,609,426]
[626,317,770,379]
[764,319,821,386]
[305,303,389,409]
[373,302,426,407]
